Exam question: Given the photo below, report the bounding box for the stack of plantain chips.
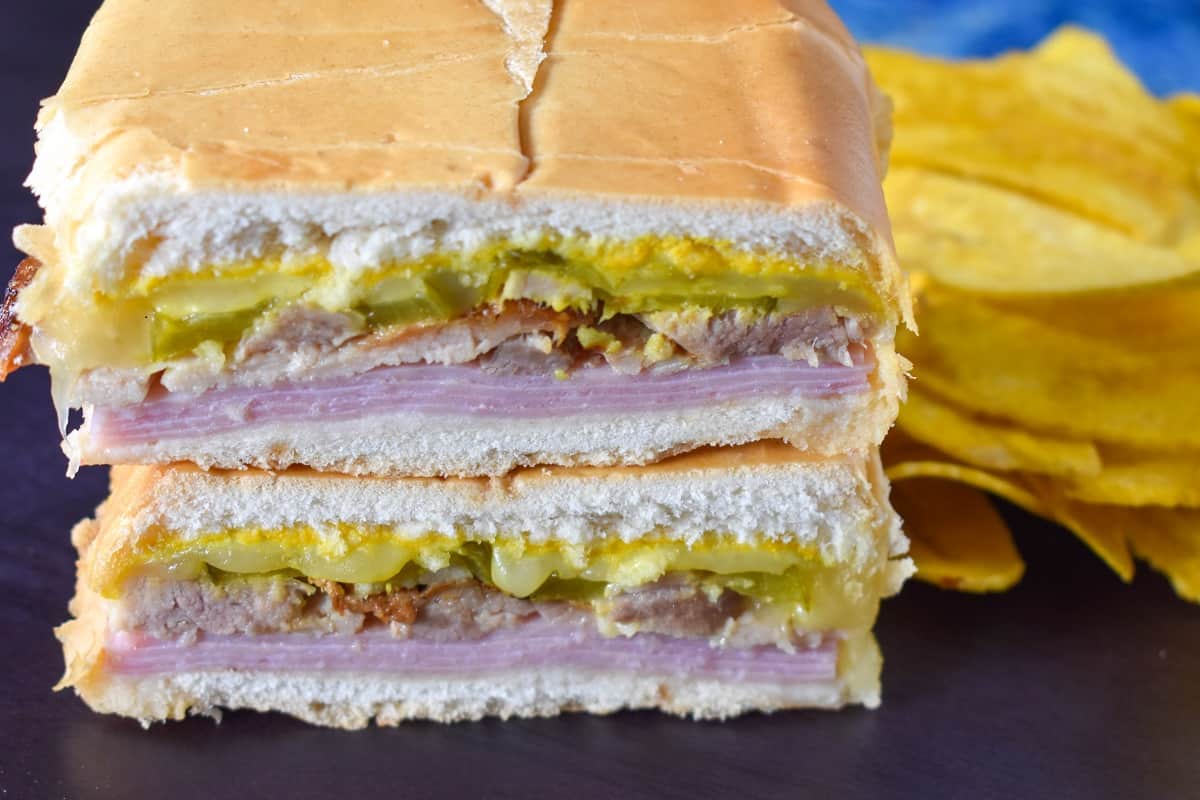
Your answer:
[866,29,1200,599]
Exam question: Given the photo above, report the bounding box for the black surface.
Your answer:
[1,4,1198,798]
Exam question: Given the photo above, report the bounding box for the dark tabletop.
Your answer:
[2,3,1198,798]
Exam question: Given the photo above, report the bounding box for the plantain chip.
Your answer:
[898,386,1101,477]
[884,460,1045,517]
[901,371,1200,508]
[891,426,1198,564]
[1172,93,1200,114]
[1168,93,1200,263]
[898,285,1200,450]
[978,278,1200,366]
[885,450,1134,581]
[1023,479,1135,580]
[887,457,1200,597]
[1123,507,1200,601]
[890,478,1025,592]
[1169,93,1200,147]
[1063,446,1200,508]
[866,29,1197,242]
[872,30,1200,603]
[886,168,1200,293]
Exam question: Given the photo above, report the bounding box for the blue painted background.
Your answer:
[834,0,1200,95]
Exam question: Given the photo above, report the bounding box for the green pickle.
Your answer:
[151,305,267,361]
[195,561,813,611]
[142,246,878,362]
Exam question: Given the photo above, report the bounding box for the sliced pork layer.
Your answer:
[609,575,746,637]
[313,578,544,642]
[104,624,841,684]
[640,306,861,367]
[69,301,869,407]
[88,354,872,449]
[210,303,864,384]
[114,573,774,647]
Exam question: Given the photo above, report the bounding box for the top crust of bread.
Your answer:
[19,0,908,325]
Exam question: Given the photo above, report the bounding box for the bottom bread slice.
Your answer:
[57,441,911,726]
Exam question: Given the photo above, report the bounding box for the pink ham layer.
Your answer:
[105,623,840,684]
[88,355,872,446]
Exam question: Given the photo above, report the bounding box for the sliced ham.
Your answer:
[88,354,872,447]
[105,623,840,684]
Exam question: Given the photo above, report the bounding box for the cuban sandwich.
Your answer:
[7,0,915,725]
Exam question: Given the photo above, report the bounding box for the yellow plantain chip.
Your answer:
[898,285,1200,450]
[1123,506,1200,601]
[1175,219,1200,266]
[880,428,951,469]
[885,454,1135,581]
[898,385,1101,477]
[979,278,1200,366]
[1168,93,1200,263]
[886,168,1200,293]
[1063,446,1200,508]
[873,31,1200,603]
[884,459,1046,517]
[1169,93,1200,145]
[890,477,1025,592]
[866,29,1197,242]
[1024,480,1135,581]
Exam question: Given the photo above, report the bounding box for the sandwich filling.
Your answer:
[73,523,906,693]
[7,234,889,413]
[90,526,895,633]
[84,561,880,696]
[5,232,900,472]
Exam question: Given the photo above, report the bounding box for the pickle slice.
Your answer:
[117,240,882,370]
[151,305,266,361]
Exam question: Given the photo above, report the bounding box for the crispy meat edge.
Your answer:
[0,258,37,381]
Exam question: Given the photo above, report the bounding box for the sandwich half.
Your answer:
[4,0,910,477]
[58,442,912,727]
